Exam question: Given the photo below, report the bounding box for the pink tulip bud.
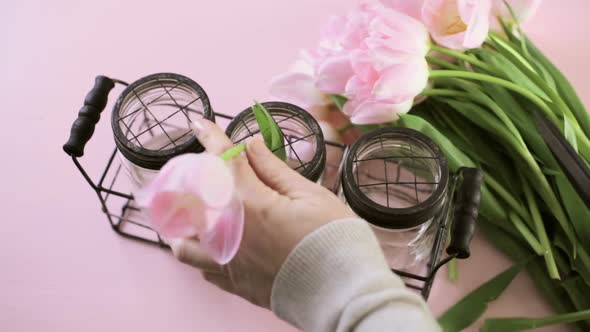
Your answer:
[269,50,331,110]
[493,0,541,23]
[135,153,244,265]
[422,0,492,50]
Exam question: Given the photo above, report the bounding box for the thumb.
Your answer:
[246,137,313,196]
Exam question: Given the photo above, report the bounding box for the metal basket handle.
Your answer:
[63,76,115,157]
[447,167,484,259]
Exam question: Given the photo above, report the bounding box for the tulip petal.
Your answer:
[366,35,428,70]
[289,50,317,76]
[371,60,429,103]
[350,50,378,83]
[460,0,491,49]
[350,99,413,125]
[200,195,245,264]
[269,72,327,109]
[379,0,424,19]
[493,0,541,23]
[136,154,234,209]
[345,75,370,100]
[315,55,354,94]
[339,4,376,49]
[342,97,362,117]
[134,154,189,207]
[135,153,241,241]
[189,154,235,209]
[148,192,206,238]
[370,7,430,46]
[422,0,491,50]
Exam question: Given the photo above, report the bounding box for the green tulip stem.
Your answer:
[429,70,556,121]
[420,88,525,147]
[430,45,496,73]
[421,87,578,261]
[532,309,590,326]
[428,70,590,161]
[221,143,247,161]
[425,56,462,70]
[523,182,560,279]
[508,211,544,256]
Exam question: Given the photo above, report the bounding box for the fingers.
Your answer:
[246,136,313,195]
[191,118,275,201]
[191,118,234,155]
[170,238,225,274]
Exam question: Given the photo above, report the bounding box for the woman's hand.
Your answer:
[170,118,355,308]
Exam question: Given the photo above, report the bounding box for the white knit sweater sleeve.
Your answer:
[270,218,441,332]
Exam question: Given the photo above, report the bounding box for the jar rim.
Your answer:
[342,127,449,229]
[225,102,326,182]
[111,73,214,170]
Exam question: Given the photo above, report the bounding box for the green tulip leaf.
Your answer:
[475,48,549,102]
[561,276,590,313]
[563,117,579,152]
[252,101,287,161]
[397,113,476,171]
[330,94,348,111]
[438,261,527,332]
[525,37,590,137]
[554,231,590,287]
[556,174,590,250]
[481,309,590,332]
[480,222,582,323]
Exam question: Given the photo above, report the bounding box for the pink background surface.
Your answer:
[2,1,589,331]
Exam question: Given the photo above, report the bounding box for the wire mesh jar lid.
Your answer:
[111,73,214,170]
[225,102,326,182]
[342,127,449,229]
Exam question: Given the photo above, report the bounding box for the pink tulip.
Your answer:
[271,2,432,125]
[269,50,330,110]
[493,0,541,23]
[422,0,492,50]
[334,4,430,124]
[315,54,355,94]
[135,153,244,265]
[312,6,374,94]
[379,0,424,20]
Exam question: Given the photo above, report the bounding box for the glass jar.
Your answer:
[225,102,326,182]
[340,127,449,272]
[111,73,214,189]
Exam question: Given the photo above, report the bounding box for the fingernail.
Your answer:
[191,118,206,137]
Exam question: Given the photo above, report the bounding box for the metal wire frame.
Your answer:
[69,81,457,300]
[392,175,458,298]
[352,139,442,209]
[229,110,318,175]
[116,79,205,152]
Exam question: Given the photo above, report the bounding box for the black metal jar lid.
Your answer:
[111,73,214,170]
[341,127,449,229]
[225,102,326,182]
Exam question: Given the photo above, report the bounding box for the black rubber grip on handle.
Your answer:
[63,76,115,157]
[447,168,484,259]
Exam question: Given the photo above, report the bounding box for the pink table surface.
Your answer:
[2,1,589,331]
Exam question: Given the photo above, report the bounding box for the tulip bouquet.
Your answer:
[270,0,590,330]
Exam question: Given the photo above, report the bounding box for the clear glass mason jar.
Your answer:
[340,127,449,273]
[225,102,326,183]
[111,73,214,189]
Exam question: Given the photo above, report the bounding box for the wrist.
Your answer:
[270,218,403,330]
